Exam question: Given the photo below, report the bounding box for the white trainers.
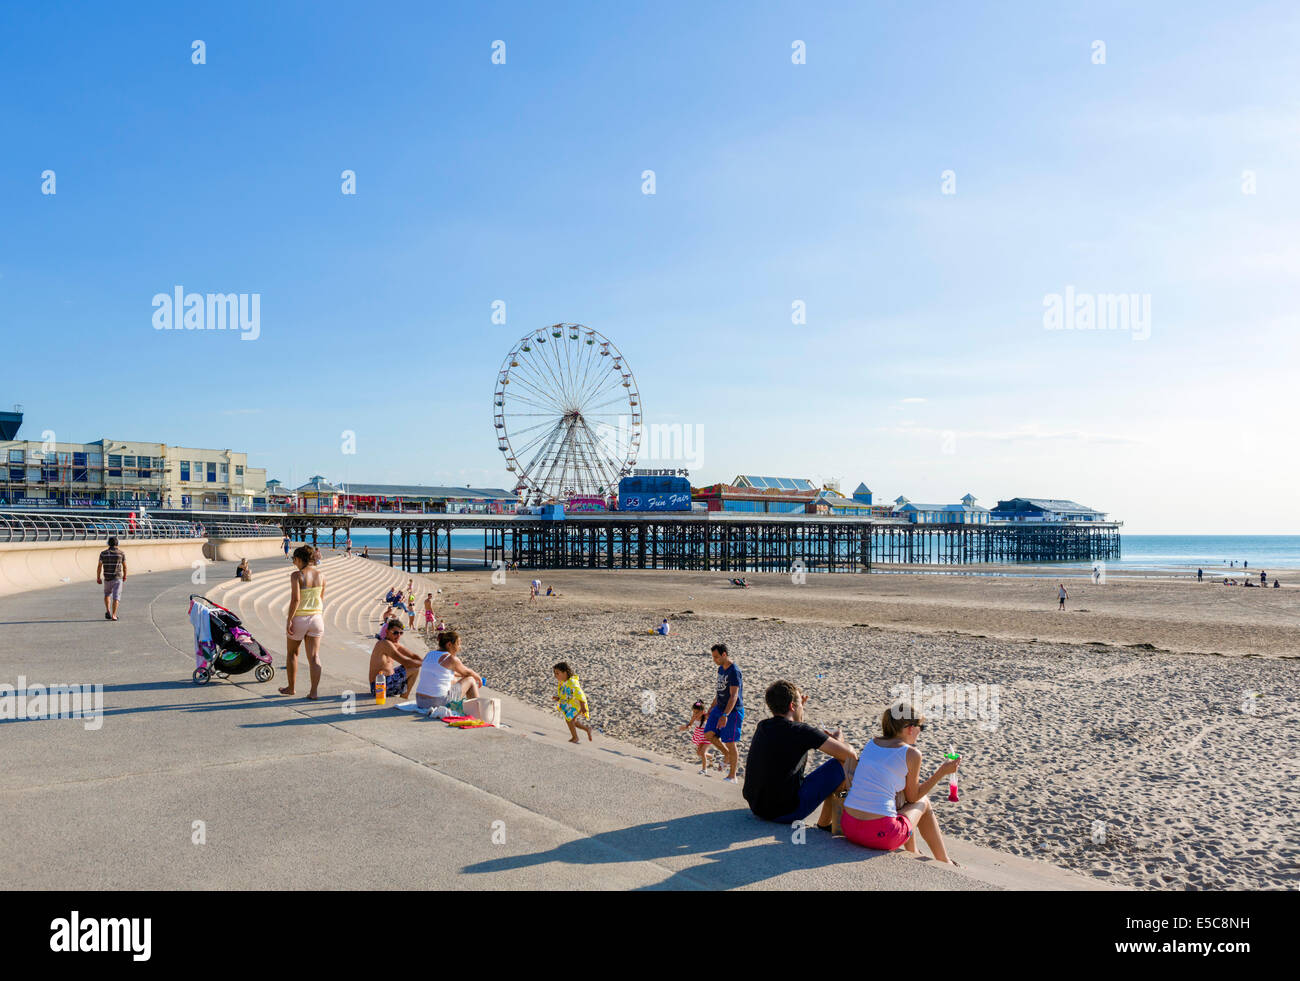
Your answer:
[697,767,709,775]
[723,776,737,784]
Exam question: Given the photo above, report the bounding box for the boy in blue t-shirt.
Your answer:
[704,643,743,782]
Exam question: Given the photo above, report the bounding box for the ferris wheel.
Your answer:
[494,325,641,504]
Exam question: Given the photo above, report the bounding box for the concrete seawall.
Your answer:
[0,538,205,598]
[202,537,286,562]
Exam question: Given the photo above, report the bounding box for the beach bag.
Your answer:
[462,697,500,726]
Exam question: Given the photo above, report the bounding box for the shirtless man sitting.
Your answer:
[368,619,424,698]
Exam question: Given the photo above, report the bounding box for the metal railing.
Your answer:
[203,522,282,539]
[0,511,281,544]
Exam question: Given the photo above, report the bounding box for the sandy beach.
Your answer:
[407,567,1300,890]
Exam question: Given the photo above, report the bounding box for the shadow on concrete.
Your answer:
[0,619,115,626]
[461,809,888,890]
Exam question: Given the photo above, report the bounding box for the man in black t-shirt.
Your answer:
[743,680,856,829]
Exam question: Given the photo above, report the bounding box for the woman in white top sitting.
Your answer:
[414,630,482,711]
[841,699,958,864]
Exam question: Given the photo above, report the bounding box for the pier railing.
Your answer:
[0,511,280,544]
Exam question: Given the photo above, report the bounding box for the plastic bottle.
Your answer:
[374,671,387,705]
[946,745,960,802]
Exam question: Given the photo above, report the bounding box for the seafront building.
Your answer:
[0,407,268,509]
[990,498,1109,522]
[891,493,992,525]
[292,476,517,514]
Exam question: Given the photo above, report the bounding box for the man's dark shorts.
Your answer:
[766,758,846,824]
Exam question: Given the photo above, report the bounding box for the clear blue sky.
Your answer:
[2,1,1297,533]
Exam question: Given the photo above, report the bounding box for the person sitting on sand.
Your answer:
[414,630,482,712]
[654,617,671,636]
[235,557,252,582]
[553,661,594,742]
[368,619,423,699]
[678,699,719,773]
[742,680,856,828]
[841,699,958,864]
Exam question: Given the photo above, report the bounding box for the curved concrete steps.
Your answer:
[210,554,446,688]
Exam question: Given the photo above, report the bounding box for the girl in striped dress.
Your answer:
[678,699,718,774]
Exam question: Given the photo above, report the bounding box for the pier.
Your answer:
[1,508,1121,574]
[267,512,1122,574]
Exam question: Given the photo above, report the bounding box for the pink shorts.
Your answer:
[842,811,913,851]
[424,610,434,622]
[288,614,324,640]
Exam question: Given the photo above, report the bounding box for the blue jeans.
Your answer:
[769,759,846,824]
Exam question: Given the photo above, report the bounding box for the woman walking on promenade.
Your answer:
[281,544,326,699]
[841,699,958,864]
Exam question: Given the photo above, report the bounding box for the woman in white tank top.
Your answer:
[841,699,959,864]
[414,630,483,710]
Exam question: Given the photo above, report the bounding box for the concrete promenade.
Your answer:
[0,554,1103,890]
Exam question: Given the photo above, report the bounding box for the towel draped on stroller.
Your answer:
[189,594,276,685]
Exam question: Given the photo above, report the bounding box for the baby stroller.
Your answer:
[188,594,276,685]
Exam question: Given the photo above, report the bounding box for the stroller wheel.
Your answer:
[192,668,211,685]
[215,671,229,680]
[254,663,275,683]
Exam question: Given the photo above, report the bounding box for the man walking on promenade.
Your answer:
[705,643,744,783]
[96,536,127,621]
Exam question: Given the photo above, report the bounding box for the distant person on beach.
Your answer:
[704,643,743,783]
[415,630,482,712]
[743,680,856,829]
[96,536,127,621]
[655,618,670,636]
[235,557,252,582]
[553,661,594,742]
[1057,583,1068,610]
[281,545,326,699]
[841,699,958,864]
[361,546,369,559]
[311,546,322,566]
[282,536,290,556]
[678,699,719,773]
[1261,571,1267,585]
[1197,568,1203,582]
[530,579,542,603]
[422,593,435,639]
[369,619,423,699]
[1274,579,1280,588]
[345,535,352,555]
